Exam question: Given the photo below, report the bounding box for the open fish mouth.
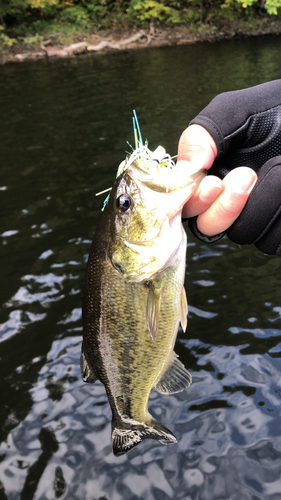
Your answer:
[127,148,205,200]
[114,143,177,194]
[96,110,205,210]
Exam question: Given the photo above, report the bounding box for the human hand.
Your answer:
[178,125,257,236]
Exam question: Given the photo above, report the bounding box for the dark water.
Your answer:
[1,35,281,500]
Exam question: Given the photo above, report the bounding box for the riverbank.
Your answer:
[1,16,281,65]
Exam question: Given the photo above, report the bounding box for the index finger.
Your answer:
[197,167,258,236]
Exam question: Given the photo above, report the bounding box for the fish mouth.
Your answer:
[128,152,205,194]
[123,145,177,194]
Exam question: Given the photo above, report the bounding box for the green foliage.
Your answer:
[230,0,281,14]
[0,27,17,47]
[129,0,181,23]
[0,0,29,18]
[22,32,44,45]
[264,0,281,14]
[82,0,132,27]
[59,5,90,26]
[29,0,58,8]
[1,0,280,35]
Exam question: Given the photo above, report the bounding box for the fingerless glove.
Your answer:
[188,80,281,255]
[188,157,281,255]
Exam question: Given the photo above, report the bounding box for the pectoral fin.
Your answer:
[80,346,97,383]
[146,287,162,341]
[180,286,188,332]
[154,353,192,394]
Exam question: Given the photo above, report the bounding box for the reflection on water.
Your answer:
[1,36,281,499]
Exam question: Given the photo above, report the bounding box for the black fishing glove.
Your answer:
[187,79,281,256]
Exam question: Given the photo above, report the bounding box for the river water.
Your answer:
[1,35,281,500]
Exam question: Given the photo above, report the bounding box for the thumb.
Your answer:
[178,124,217,170]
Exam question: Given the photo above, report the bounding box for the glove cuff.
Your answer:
[188,216,226,244]
[228,156,281,255]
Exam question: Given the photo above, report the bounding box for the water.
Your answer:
[0,35,281,499]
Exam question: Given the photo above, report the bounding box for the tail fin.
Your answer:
[112,419,177,457]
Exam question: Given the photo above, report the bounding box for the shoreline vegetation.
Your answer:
[1,0,281,65]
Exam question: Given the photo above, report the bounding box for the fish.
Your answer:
[81,117,205,456]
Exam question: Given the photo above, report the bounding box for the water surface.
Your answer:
[1,36,281,500]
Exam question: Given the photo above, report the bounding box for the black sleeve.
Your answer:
[189,79,281,175]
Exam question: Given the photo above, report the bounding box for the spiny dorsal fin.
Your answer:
[180,285,188,332]
[154,353,192,394]
[80,347,97,384]
[146,286,162,341]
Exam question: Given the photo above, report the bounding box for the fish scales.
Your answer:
[83,222,185,416]
[81,141,205,456]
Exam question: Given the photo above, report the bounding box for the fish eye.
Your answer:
[117,194,132,212]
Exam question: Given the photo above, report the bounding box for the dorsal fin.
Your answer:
[154,353,192,394]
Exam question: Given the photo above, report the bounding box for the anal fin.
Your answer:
[154,353,192,394]
[80,346,97,383]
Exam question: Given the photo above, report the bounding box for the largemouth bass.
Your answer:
[81,125,205,456]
